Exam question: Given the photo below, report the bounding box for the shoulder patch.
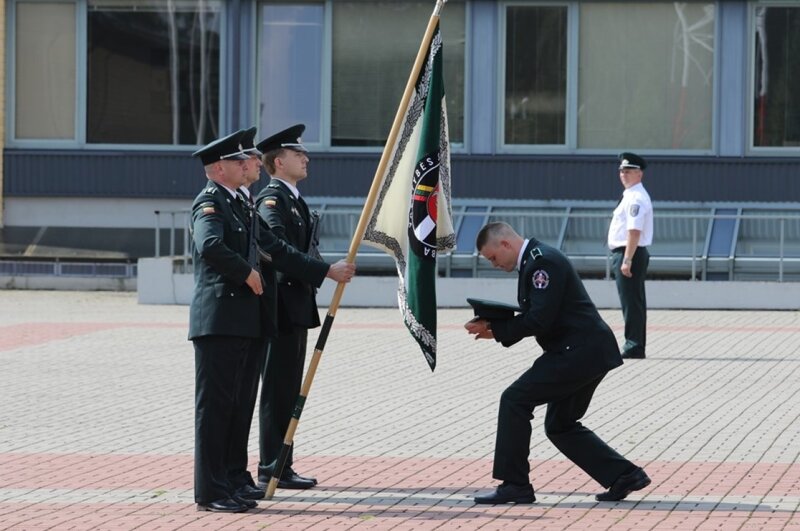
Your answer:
[198,201,216,215]
[629,204,640,217]
[529,247,543,261]
[532,269,550,289]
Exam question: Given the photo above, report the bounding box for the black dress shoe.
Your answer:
[621,349,645,359]
[235,484,266,500]
[286,468,318,486]
[474,482,536,504]
[596,467,651,501]
[196,497,249,513]
[233,495,257,509]
[259,468,318,489]
[277,470,316,490]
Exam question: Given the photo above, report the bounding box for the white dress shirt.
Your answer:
[607,183,653,249]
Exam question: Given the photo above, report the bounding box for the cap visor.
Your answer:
[282,143,308,153]
[221,152,250,161]
[466,297,521,320]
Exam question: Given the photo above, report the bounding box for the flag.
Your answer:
[363,23,455,371]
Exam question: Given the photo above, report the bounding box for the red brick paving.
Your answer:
[2,292,800,529]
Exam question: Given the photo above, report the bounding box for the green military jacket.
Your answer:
[188,180,328,340]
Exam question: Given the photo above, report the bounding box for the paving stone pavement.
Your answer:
[1,290,799,530]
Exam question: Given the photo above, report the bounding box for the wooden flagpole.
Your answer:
[264,0,448,501]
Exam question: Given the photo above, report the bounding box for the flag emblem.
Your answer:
[362,24,455,371]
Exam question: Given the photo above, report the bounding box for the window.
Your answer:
[87,0,221,144]
[15,2,77,139]
[257,3,324,144]
[330,1,465,147]
[503,5,567,146]
[577,3,715,150]
[753,6,800,148]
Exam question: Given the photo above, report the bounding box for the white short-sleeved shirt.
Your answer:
[607,183,653,249]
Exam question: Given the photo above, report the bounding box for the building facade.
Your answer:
[2,0,800,238]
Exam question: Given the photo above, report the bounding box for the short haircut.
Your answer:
[261,148,284,174]
[476,222,518,251]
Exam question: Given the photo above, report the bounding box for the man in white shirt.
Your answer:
[607,153,653,359]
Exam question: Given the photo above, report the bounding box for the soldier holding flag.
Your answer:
[255,124,355,489]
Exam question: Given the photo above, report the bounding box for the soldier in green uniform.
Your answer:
[465,222,650,504]
[253,124,353,489]
[189,130,336,512]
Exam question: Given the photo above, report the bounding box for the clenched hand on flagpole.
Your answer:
[264,0,452,500]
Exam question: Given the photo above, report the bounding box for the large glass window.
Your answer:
[15,2,76,139]
[753,6,800,148]
[577,3,715,150]
[504,5,567,146]
[258,3,324,144]
[330,1,465,147]
[87,0,221,144]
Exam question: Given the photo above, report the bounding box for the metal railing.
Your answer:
[154,208,800,282]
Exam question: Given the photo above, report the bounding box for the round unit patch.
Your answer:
[532,269,550,289]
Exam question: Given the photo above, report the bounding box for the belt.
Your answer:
[611,246,647,253]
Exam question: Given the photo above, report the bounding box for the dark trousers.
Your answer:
[612,247,649,356]
[193,335,253,504]
[493,369,632,488]
[225,336,268,490]
[258,326,308,479]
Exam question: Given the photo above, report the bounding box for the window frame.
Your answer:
[7,0,82,148]
[254,0,469,154]
[498,0,574,154]
[6,0,228,151]
[747,1,800,156]
[498,0,720,156]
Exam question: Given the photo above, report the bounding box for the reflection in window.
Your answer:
[87,0,221,145]
[754,7,800,148]
[504,5,567,146]
[15,2,76,139]
[258,4,324,144]
[331,1,465,147]
[578,3,715,150]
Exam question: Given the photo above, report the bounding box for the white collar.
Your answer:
[218,183,239,199]
[238,186,251,199]
[517,239,530,271]
[624,182,645,195]
[273,177,300,199]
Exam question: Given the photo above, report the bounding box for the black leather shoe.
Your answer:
[286,468,318,486]
[474,482,535,504]
[596,467,651,501]
[621,349,645,359]
[235,484,266,500]
[259,468,318,489]
[196,497,249,513]
[278,470,316,490]
[233,495,257,509]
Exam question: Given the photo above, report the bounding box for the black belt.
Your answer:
[612,246,647,253]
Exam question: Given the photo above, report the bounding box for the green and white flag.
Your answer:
[363,24,455,372]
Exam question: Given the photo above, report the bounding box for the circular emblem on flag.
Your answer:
[409,152,441,258]
[532,269,550,289]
